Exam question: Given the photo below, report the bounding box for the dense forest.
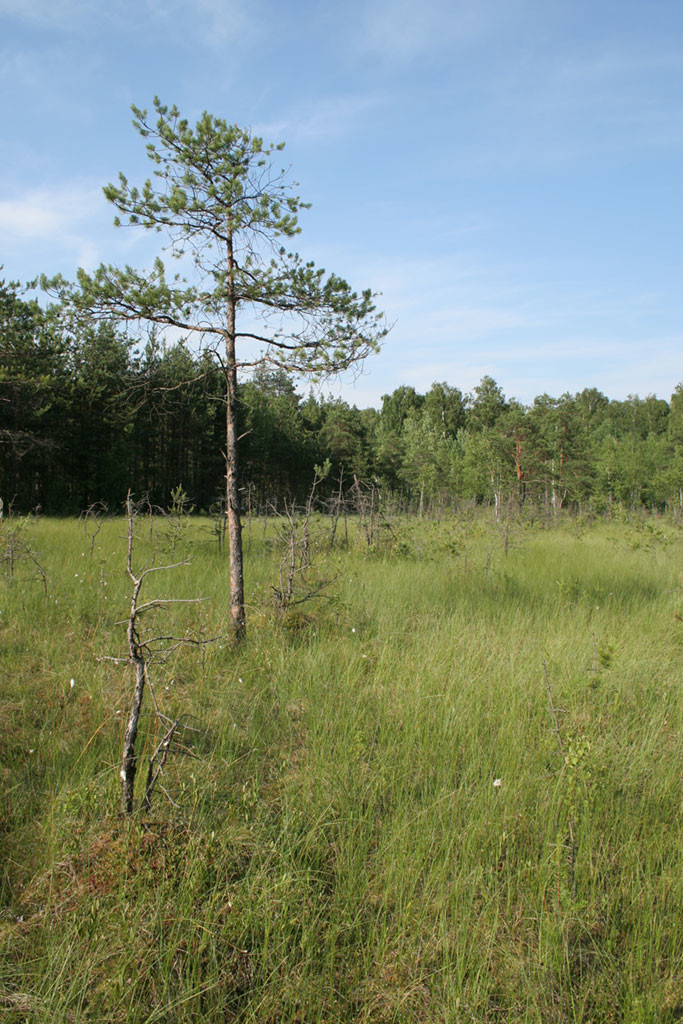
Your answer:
[1,278,681,515]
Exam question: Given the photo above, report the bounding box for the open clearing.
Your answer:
[1,511,682,1022]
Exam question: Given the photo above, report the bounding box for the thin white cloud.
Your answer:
[356,0,501,61]
[419,305,536,342]
[0,0,253,47]
[145,0,254,49]
[256,94,384,144]
[0,184,102,242]
[0,46,38,84]
[351,255,539,328]
[368,338,681,408]
[475,36,683,168]
[0,182,157,275]
[0,0,90,27]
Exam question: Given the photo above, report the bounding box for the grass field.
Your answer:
[0,508,682,1022]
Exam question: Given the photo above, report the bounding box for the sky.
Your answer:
[1,0,682,409]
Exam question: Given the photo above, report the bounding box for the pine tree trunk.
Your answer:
[225,226,246,639]
[225,363,245,639]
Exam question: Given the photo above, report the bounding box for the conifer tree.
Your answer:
[44,99,387,637]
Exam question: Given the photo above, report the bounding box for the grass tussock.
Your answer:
[0,509,682,1022]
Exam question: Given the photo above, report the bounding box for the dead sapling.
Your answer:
[271,462,338,617]
[80,501,108,560]
[208,497,227,555]
[326,467,346,552]
[351,475,393,550]
[0,510,48,595]
[102,491,219,816]
[138,490,164,542]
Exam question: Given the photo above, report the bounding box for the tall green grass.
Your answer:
[0,510,681,1022]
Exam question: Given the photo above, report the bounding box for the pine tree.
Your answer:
[43,98,387,637]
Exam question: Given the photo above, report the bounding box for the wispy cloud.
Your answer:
[0,0,140,31]
[473,35,683,168]
[0,184,101,241]
[353,254,538,324]
[145,0,254,49]
[0,45,40,84]
[355,0,501,62]
[256,94,384,143]
[0,0,253,47]
[0,182,149,273]
[358,328,682,408]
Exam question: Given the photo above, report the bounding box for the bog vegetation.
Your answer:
[0,504,682,1022]
[2,99,682,1022]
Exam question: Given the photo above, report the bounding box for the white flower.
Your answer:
[351,628,356,633]
[493,778,502,788]
[70,678,75,689]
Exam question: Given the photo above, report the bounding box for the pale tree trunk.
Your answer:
[121,644,145,816]
[551,457,557,513]
[121,494,147,815]
[491,470,501,521]
[225,225,246,639]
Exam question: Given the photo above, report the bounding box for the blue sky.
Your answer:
[1,0,682,408]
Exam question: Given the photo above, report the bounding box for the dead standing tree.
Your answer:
[113,492,217,816]
[352,475,388,548]
[271,464,338,616]
[80,501,108,560]
[0,510,47,595]
[44,98,388,640]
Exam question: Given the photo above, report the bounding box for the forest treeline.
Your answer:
[2,279,682,515]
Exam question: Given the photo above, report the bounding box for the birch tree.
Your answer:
[44,98,387,638]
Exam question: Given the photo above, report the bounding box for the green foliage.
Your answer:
[469,373,508,429]
[0,280,71,508]
[162,484,195,555]
[423,380,466,437]
[42,98,387,381]
[4,249,683,517]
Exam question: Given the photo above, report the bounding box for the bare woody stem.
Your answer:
[120,494,191,814]
[121,491,146,815]
[118,492,218,815]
